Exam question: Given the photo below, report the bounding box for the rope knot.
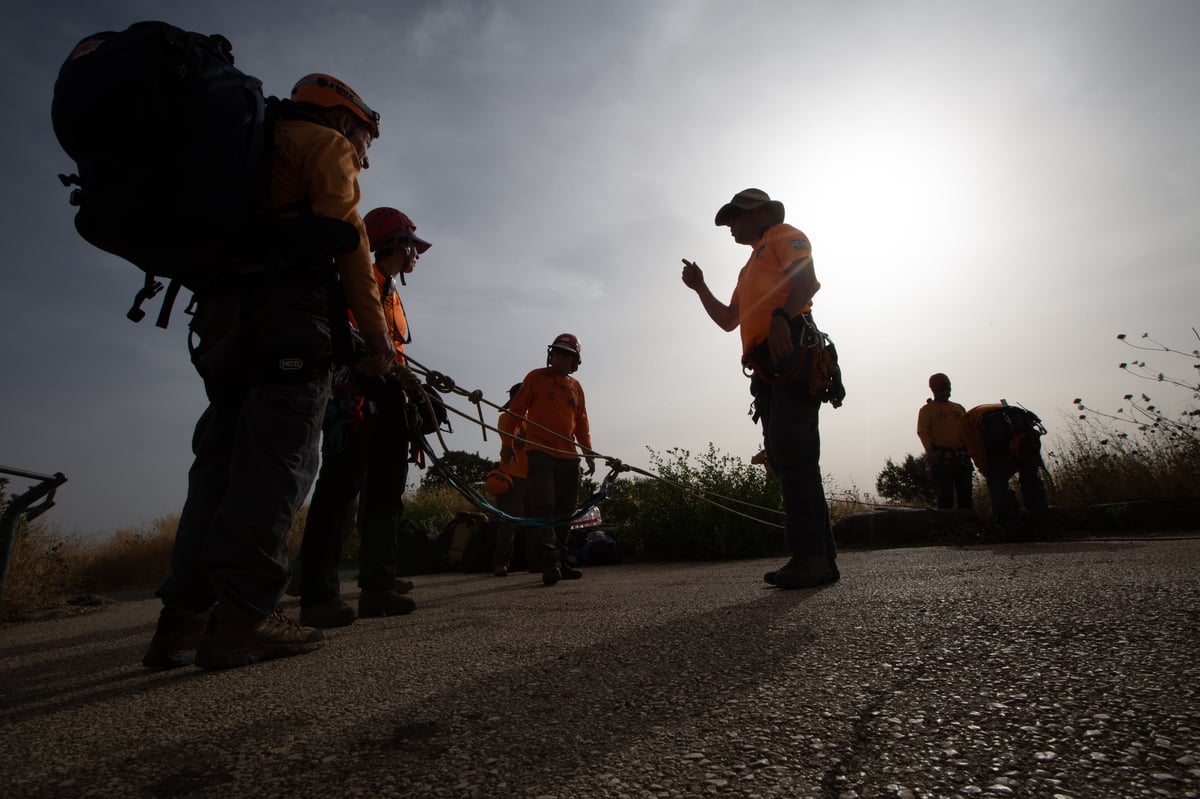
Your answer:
[467,389,483,404]
[427,371,456,394]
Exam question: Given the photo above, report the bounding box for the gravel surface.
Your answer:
[2,538,1198,798]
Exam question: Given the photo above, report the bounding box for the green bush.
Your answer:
[402,484,475,536]
[604,445,785,561]
[875,453,936,506]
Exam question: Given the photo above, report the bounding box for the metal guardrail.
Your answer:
[0,465,68,601]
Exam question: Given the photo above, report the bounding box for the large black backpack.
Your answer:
[52,21,271,326]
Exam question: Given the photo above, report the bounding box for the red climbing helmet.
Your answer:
[547,331,583,369]
[362,207,432,253]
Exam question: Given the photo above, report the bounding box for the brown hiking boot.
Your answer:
[766,554,836,589]
[142,609,210,669]
[194,610,324,670]
[298,598,357,629]
[358,589,416,617]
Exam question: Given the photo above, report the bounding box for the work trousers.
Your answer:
[984,455,1048,527]
[752,378,836,559]
[300,392,411,604]
[157,273,332,624]
[492,475,530,570]
[930,451,974,510]
[525,451,580,569]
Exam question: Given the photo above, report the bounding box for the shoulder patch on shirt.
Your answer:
[791,239,809,250]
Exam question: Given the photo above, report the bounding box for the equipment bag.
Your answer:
[439,512,492,572]
[979,404,1046,463]
[52,21,271,326]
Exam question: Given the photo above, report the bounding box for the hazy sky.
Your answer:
[2,0,1197,537]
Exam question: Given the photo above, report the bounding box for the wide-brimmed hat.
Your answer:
[714,188,785,226]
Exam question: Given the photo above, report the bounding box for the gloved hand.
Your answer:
[392,363,424,392]
[358,330,396,377]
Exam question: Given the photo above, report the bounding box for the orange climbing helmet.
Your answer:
[362,207,432,253]
[291,73,380,138]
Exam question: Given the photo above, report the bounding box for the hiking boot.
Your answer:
[298,598,357,629]
[394,578,415,594]
[766,554,836,589]
[542,566,561,586]
[358,589,416,618]
[493,565,509,577]
[194,610,324,670]
[142,609,210,669]
[560,564,583,580]
[765,555,839,587]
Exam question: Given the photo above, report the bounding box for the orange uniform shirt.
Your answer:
[917,400,968,452]
[496,410,528,479]
[271,119,386,334]
[730,222,817,356]
[507,368,592,460]
[348,269,408,363]
[959,403,1005,472]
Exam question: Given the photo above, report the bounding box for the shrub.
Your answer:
[875,454,936,506]
[419,450,493,491]
[604,445,785,561]
[402,484,475,537]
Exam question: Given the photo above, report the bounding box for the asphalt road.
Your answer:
[2,538,1198,799]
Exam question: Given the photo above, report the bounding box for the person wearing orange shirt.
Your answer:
[143,73,395,670]
[490,382,531,577]
[503,334,596,586]
[682,188,838,589]
[959,402,1049,533]
[917,372,973,510]
[295,207,433,628]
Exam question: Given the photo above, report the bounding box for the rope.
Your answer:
[402,357,923,530]
[417,436,622,528]
[407,356,600,461]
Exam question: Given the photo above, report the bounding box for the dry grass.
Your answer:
[70,515,178,593]
[4,408,1196,622]
[1,518,81,622]
[0,483,480,622]
[1046,418,1200,508]
[825,480,879,525]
